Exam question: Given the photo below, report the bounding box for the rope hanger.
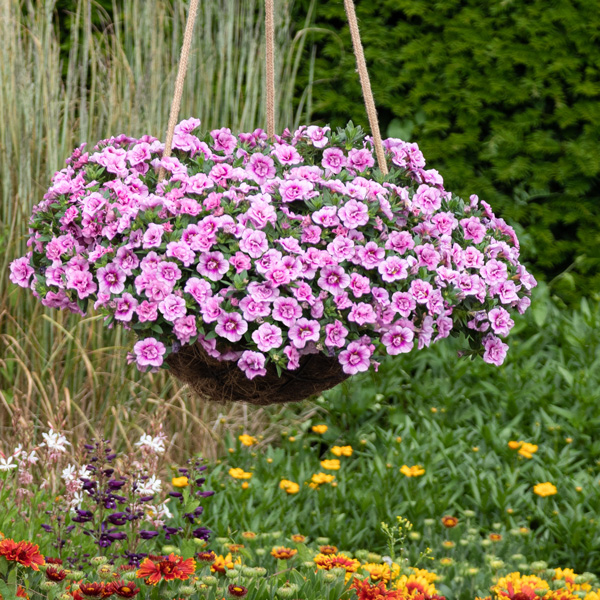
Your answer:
[159,0,388,180]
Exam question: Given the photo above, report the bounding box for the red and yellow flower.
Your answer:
[136,553,196,585]
[271,546,297,560]
[0,539,45,570]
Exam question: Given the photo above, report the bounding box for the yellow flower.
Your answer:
[508,440,521,450]
[238,434,257,447]
[576,486,583,492]
[442,540,455,548]
[491,573,549,600]
[266,458,273,463]
[396,437,402,443]
[241,481,249,490]
[229,468,252,480]
[241,531,257,539]
[440,557,453,566]
[518,442,538,459]
[310,473,335,486]
[172,476,189,488]
[312,425,328,434]
[288,436,296,442]
[533,482,557,497]
[320,459,341,470]
[361,562,391,583]
[279,479,300,494]
[430,407,438,413]
[566,437,573,443]
[331,445,353,457]
[400,465,425,477]
[472,446,479,452]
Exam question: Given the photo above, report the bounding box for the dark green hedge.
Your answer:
[292,0,600,301]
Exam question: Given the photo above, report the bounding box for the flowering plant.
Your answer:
[10,120,535,380]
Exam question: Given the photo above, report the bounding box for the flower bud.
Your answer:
[67,570,85,580]
[162,545,179,554]
[255,548,266,556]
[490,560,504,570]
[122,570,137,581]
[241,567,256,578]
[367,553,381,563]
[96,564,114,580]
[409,531,421,540]
[323,572,337,583]
[535,589,548,597]
[179,585,195,596]
[530,561,548,572]
[254,567,267,576]
[316,537,330,544]
[90,556,108,565]
[463,510,476,518]
[202,576,218,586]
[41,581,58,590]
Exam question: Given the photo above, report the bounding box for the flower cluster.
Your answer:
[10,120,535,380]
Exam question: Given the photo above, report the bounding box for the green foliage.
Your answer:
[292,0,600,301]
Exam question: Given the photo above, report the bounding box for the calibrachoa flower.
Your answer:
[12,122,534,381]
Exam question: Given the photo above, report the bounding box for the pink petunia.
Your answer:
[66,270,97,299]
[306,125,330,148]
[347,148,375,172]
[482,334,509,366]
[97,262,126,295]
[9,257,34,288]
[338,341,372,375]
[288,318,320,349]
[142,223,164,249]
[136,300,159,323]
[321,147,346,174]
[239,229,268,258]
[173,315,197,344]
[197,251,229,282]
[381,326,414,355]
[460,217,487,244]
[272,297,302,327]
[338,199,369,229]
[238,351,267,379]
[325,320,348,349]
[246,153,276,184]
[133,337,166,369]
[348,302,377,326]
[488,307,515,336]
[158,294,187,322]
[215,312,248,342]
[251,323,283,352]
[114,293,138,322]
[378,256,408,282]
[317,265,351,294]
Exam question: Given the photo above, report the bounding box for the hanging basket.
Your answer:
[8,0,536,405]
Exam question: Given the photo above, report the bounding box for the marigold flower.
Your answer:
[320,459,341,470]
[400,465,425,477]
[238,434,257,447]
[136,553,196,585]
[395,573,439,598]
[310,473,335,485]
[279,479,300,494]
[171,476,189,487]
[0,539,45,570]
[441,516,458,528]
[331,445,353,457]
[291,534,306,543]
[318,545,338,555]
[229,468,252,480]
[271,546,297,560]
[312,424,328,434]
[534,482,557,497]
[352,578,403,600]
[518,442,538,459]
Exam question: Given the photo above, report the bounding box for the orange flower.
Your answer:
[508,441,521,450]
[441,516,458,528]
[271,546,297,560]
[331,445,353,457]
[312,424,328,434]
[352,578,403,600]
[279,479,300,494]
[518,442,538,459]
[310,473,335,486]
[210,553,238,574]
[197,550,217,563]
[534,482,557,497]
[229,468,252,480]
[136,553,196,585]
[291,534,306,543]
[400,465,425,477]
[171,476,189,487]
[489,533,502,541]
[318,545,338,555]
[320,459,341,470]
[238,434,257,447]
[313,552,360,573]
[0,539,45,570]
[241,532,257,540]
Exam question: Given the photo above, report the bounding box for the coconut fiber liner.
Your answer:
[166,342,350,405]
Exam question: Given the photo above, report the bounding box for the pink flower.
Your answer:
[201,296,223,323]
[279,179,314,203]
[184,278,212,304]
[283,345,301,370]
[488,307,514,336]
[338,341,372,375]
[385,231,415,254]
[301,225,322,244]
[288,318,320,349]
[415,244,441,271]
[381,326,414,355]
[246,153,276,184]
[97,262,126,295]
[142,223,164,249]
[480,259,508,285]
[136,300,159,323]
[338,199,369,229]
[273,143,303,165]
[306,125,330,148]
[347,148,375,172]
[317,265,350,294]
[321,147,346,174]
[9,257,34,288]
[482,334,509,366]
[239,297,270,321]
[66,270,97,299]
[251,323,283,352]
[210,127,237,155]
[173,315,197,344]
[215,312,248,342]
[158,294,187,322]
[114,293,138,322]
[493,280,520,304]
[378,256,408,282]
[239,229,268,258]
[248,281,280,303]
[349,273,371,298]
[197,251,229,281]
[460,217,487,244]
[166,242,196,266]
[327,236,355,261]
[409,279,433,304]
[325,320,348,348]
[348,302,377,326]
[431,211,458,235]
[238,351,267,379]
[355,242,385,269]
[413,184,441,214]
[272,297,302,327]
[133,337,166,369]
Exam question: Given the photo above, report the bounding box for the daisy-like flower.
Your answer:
[210,553,238,574]
[279,479,300,494]
[229,468,252,480]
[441,516,458,528]
[0,456,17,471]
[400,465,425,478]
[270,546,297,560]
[112,581,141,598]
[311,424,328,434]
[135,433,166,454]
[238,434,257,447]
[331,445,353,457]
[79,582,106,597]
[291,534,306,543]
[320,459,341,470]
[136,553,196,585]
[361,562,392,584]
[40,429,71,454]
[228,584,249,598]
[309,473,335,488]
[314,552,361,574]
[318,545,338,555]
[0,539,45,570]
[533,482,557,497]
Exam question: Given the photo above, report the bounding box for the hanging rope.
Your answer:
[265,0,276,139]
[342,0,388,175]
[158,0,201,182]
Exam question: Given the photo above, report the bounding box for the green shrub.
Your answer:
[292,0,600,302]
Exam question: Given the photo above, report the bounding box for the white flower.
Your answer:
[41,429,71,453]
[12,444,23,458]
[0,456,17,471]
[70,491,84,509]
[135,433,166,455]
[23,450,38,465]
[61,464,77,482]
[136,475,162,496]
